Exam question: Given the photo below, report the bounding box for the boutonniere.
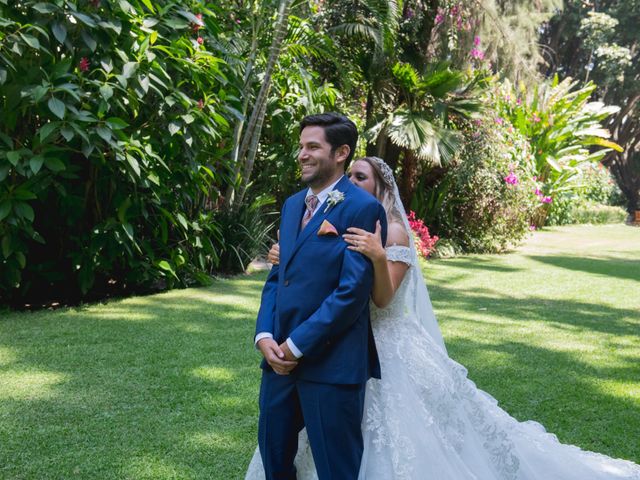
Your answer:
[324,190,345,213]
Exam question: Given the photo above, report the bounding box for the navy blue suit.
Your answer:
[256,175,386,479]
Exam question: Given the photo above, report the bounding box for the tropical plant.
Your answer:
[541,1,640,213]
[0,0,239,304]
[495,76,622,226]
[366,61,487,204]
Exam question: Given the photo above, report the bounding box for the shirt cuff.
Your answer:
[255,332,273,348]
[286,337,303,359]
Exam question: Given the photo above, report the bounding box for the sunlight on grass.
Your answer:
[123,455,185,479]
[87,310,156,321]
[589,380,640,403]
[191,366,235,382]
[189,431,243,449]
[0,346,17,366]
[0,370,67,400]
[0,224,637,477]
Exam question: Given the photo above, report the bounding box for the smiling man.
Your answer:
[252,113,387,479]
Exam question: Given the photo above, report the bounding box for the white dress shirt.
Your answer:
[255,177,344,359]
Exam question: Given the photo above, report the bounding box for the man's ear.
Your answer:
[334,144,350,166]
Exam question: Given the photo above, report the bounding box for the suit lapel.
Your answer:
[280,190,306,271]
[284,175,353,270]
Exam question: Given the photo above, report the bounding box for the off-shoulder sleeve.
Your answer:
[385,245,413,267]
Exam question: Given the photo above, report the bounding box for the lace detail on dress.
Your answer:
[363,251,521,480]
[385,245,413,266]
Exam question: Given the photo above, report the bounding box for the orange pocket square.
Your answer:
[317,220,338,236]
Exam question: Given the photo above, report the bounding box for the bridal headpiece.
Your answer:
[368,156,396,188]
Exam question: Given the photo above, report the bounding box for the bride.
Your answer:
[246,156,640,479]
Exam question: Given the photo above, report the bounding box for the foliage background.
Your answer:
[0,0,634,305]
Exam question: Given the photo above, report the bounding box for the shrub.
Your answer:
[547,195,627,226]
[213,195,276,275]
[416,116,538,253]
[0,1,240,304]
[494,77,621,227]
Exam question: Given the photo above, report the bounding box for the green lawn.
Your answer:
[1,224,638,479]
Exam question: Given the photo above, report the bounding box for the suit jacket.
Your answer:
[255,175,387,384]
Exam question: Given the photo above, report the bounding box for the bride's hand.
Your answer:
[343,220,385,262]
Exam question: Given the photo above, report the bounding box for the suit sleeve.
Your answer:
[288,202,387,358]
[254,201,287,337]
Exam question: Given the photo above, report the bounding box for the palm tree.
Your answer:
[225,0,295,212]
[366,62,486,204]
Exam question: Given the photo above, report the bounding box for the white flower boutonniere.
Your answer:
[324,190,345,213]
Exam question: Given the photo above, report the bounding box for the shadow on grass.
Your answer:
[428,282,640,337]
[527,255,640,283]
[431,256,525,273]
[0,275,268,479]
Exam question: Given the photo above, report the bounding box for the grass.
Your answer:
[1,224,638,478]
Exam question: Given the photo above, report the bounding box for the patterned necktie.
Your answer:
[300,194,319,230]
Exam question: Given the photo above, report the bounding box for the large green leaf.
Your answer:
[0,201,11,222]
[7,151,20,166]
[44,157,65,172]
[39,122,58,141]
[14,202,34,221]
[51,22,67,44]
[29,155,44,174]
[48,97,66,119]
[19,33,40,50]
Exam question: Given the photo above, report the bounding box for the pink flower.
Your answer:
[473,35,481,46]
[451,5,460,16]
[198,99,204,109]
[529,225,537,231]
[197,36,204,45]
[79,57,90,72]
[408,211,439,259]
[541,196,553,204]
[516,98,522,106]
[532,176,537,181]
[534,188,542,196]
[495,117,504,125]
[504,171,518,185]
[532,114,541,123]
[435,13,444,24]
[191,13,203,32]
[470,48,485,60]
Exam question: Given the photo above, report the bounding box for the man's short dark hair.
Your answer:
[300,113,358,163]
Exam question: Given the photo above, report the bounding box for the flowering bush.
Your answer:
[494,77,621,226]
[407,211,439,259]
[416,113,538,253]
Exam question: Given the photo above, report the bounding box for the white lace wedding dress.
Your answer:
[245,244,640,479]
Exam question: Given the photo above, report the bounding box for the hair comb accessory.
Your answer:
[368,156,396,187]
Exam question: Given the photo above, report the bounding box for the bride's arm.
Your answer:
[343,221,410,308]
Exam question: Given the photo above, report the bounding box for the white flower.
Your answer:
[324,190,345,213]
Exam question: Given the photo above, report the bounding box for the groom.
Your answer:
[254,113,387,479]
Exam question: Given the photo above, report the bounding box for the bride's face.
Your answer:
[348,160,377,197]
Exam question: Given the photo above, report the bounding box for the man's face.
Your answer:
[298,126,344,188]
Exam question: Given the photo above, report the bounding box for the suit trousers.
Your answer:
[258,370,366,480]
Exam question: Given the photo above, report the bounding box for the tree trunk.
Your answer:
[399,148,419,207]
[226,0,294,211]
